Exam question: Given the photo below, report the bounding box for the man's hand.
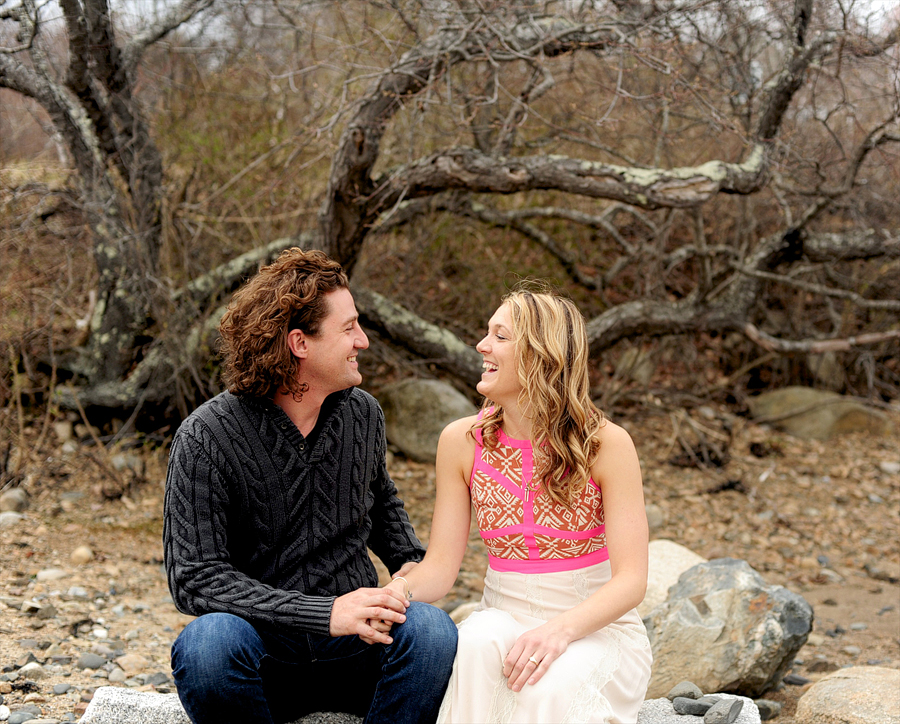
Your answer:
[330,587,409,645]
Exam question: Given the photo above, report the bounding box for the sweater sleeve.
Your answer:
[163,426,335,636]
[365,404,426,574]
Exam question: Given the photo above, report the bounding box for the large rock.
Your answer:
[378,379,476,463]
[643,558,813,698]
[747,387,893,440]
[794,666,900,724]
[638,695,760,724]
[638,540,707,618]
[77,686,763,724]
[78,687,362,724]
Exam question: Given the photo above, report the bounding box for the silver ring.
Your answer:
[528,655,538,665]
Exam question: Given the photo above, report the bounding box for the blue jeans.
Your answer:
[171,603,457,724]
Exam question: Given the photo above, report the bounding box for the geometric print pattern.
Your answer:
[470,427,606,567]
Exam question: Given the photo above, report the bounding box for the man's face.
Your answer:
[300,287,369,395]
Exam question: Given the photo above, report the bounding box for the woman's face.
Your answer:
[475,303,521,402]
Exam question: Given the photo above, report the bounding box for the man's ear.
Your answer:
[286,329,308,359]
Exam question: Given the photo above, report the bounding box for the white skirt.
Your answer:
[437,560,652,724]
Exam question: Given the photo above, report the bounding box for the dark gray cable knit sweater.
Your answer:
[163,387,425,637]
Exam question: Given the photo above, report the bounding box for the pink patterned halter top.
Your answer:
[469,423,609,573]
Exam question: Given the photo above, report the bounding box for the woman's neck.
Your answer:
[501,405,532,441]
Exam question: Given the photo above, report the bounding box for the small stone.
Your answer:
[754,699,782,720]
[108,667,127,683]
[52,420,74,443]
[843,645,862,656]
[806,633,825,646]
[16,662,46,680]
[70,546,93,565]
[878,461,900,475]
[35,604,57,621]
[91,628,108,639]
[35,569,68,582]
[784,673,811,686]
[0,704,8,720]
[674,696,715,715]
[849,622,868,631]
[75,653,106,670]
[666,680,703,701]
[52,684,71,695]
[66,587,89,600]
[20,601,42,615]
[0,512,24,529]
[114,654,148,674]
[704,698,743,724]
[145,672,170,687]
[0,489,28,513]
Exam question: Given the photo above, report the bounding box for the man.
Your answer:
[163,248,457,724]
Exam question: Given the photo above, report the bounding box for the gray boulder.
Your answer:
[747,387,893,440]
[643,558,813,698]
[794,666,900,724]
[378,379,476,463]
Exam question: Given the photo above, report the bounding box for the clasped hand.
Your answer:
[329,586,409,645]
[502,622,571,692]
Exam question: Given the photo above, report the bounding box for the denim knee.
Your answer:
[171,612,264,684]
[392,603,458,662]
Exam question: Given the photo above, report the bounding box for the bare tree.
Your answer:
[1,0,213,390]
[2,0,898,412]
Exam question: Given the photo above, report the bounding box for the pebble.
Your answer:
[878,461,900,475]
[0,512,24,529]
[704,698,743,724]
[16,663,45,680]
[754,699,782,720]
[805,633,825,646]
[52,421,74,443]
[842,645,861,656]
[783,673,811,686]
[0,489,28,513]
[673,696,715,715]
[849,622,868,631]
[76,654,106,671]
[51,685,71,696]
[70,547,93,566]
[666,681,703,701]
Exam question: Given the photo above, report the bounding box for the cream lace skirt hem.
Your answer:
[437,560,652,724]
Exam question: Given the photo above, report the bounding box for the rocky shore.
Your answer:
[1,405,897,722]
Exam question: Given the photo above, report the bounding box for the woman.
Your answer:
[383,287,652,723]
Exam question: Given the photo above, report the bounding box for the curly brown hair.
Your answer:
[218,247,349,398]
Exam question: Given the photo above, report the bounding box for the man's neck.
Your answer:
[272,389,327,438]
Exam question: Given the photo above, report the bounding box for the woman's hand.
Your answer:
[361,577,412,644]
[502,622,572,691]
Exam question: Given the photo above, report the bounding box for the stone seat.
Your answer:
[77,686,761,723]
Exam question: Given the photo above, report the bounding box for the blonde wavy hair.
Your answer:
[475,287,605,507]
[218,248,349,399]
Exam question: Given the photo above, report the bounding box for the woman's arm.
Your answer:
[503,420,649,691]
[384,415,477,604]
